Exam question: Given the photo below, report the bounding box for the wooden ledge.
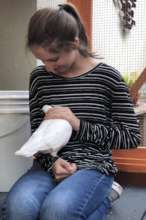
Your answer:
[112,147,146,173]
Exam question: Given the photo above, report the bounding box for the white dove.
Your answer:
[15,105,72,157]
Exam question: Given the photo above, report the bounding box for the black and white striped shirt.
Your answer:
[29,63,141,175]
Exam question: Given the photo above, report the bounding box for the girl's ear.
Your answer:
[72,37,80,49]
[74,37,80,46]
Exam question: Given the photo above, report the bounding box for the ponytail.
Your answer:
[58,4,88,47]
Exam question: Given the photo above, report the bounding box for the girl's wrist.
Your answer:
[71,117,80,131]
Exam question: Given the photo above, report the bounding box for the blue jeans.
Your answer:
[3,162,113,220]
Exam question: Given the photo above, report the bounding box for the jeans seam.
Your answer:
[75,173,108,219]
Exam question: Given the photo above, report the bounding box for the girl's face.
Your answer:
[31,44,79,76]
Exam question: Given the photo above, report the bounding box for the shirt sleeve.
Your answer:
[29,70,58,170]
[29,72,43,134]
[75,71,141,150]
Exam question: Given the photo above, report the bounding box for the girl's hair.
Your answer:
[26,3,94,57]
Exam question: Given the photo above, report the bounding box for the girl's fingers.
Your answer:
[54,174,68,181]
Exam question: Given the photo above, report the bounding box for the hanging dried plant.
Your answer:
[113,0,137,33]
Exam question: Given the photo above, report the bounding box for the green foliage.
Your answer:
[122,72,139,87]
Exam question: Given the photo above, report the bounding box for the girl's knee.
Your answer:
[40,191,74,220]
[5,190,39,219]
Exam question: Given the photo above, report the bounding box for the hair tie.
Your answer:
[58,4,64,11]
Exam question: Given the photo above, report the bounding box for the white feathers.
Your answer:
[15,105,72,157]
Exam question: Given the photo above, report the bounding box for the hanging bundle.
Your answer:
[113,0,137,32]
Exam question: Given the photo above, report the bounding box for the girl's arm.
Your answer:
[75,72,141,150]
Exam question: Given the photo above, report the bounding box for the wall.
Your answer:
[0,91,32,192]
[0,0,36,90]
[92,0,146,74]
[37,0,66,8]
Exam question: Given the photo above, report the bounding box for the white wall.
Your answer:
[37,0,66,9]
[0,0,67,90]
[92,0,146,74]
[0,0,36,90]
[0,91,32,192]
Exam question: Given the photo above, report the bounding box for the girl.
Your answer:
[4,3,140,220]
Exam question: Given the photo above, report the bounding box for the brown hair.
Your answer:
[26,3,94,57]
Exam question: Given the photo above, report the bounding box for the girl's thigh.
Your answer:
[4,166,56,220]
[40,169,113,219]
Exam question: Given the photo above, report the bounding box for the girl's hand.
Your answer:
[44,106,80,131]
[53,158,77,181]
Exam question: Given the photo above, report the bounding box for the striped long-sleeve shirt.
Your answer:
[29,63,141,175]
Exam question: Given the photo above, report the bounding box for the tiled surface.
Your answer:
[1,187,146,220]
[107,186,146,220]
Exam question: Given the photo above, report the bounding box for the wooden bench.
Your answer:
[112,147,146,186]
[112,147,146,173]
